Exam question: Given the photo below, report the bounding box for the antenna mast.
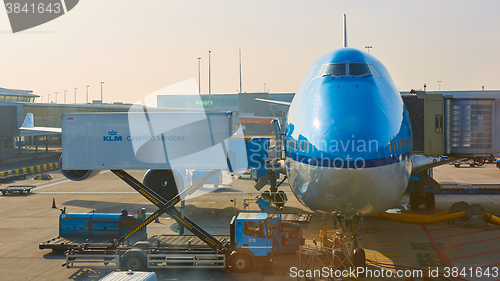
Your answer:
[343,14,347,47]
[239,48,242,93]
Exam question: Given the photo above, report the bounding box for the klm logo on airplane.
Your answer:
[103,130,122,142]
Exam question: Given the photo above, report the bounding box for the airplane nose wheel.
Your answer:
[329,216,366,270]
[353,248,366,268]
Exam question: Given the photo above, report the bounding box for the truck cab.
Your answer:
[230,213,273,272]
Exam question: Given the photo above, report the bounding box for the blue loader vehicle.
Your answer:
[65,209,285,272]
[40,209,146,253]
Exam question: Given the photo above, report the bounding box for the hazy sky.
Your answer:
[1,0,499,104]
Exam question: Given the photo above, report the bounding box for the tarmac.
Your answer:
[0,161,499,281]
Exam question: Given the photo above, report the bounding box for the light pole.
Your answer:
[74,88,77,104]
[64,90,67,104]
[365,46,372,53]
[100,82,104,103]
[208,51,211,107]
[239,48,242,93]
[47,93,51,103]
[263,83,266,92]
[86,85,89,103]
[197,57,201,95]
[437,80,442,91]
[55,92,58,104]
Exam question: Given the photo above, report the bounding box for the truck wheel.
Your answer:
[122,255,146,271]
[230,254,252,273]
[454,164,460,168]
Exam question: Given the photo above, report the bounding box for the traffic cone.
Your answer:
[52,198,57,209]
[154,217,160,223]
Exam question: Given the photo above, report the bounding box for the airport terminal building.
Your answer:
[0,87,133,163]
[2,86,500,163]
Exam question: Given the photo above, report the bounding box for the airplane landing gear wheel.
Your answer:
[143,170,179,201]
[353,248,366,274]
[409,192,420,210]
[425,192,435,210]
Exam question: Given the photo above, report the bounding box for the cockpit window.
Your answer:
[325,63,346,76]
[367,64,381,77]
[315,63,381,79]
[349,63,371,76]
[315,63,346,78]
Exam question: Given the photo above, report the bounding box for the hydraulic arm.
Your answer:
[109,169,223,249]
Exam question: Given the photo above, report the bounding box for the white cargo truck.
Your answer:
[60,112,246,198]
[61,112,234,172]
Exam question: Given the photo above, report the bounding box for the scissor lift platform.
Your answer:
[271,213,312,223]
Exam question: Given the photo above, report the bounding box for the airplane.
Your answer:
[54,15,452,268]
[19,113,62,135]
[256,15,452,267]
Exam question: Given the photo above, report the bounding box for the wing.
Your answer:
[19,113,62,135]
[255,98,291,107]
[20,127,62,133]
[411,155,459,175]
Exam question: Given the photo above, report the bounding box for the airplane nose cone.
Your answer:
[297,121,384,216]
[319,121,380,167]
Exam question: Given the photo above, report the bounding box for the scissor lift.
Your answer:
[64,169,228,269]
[64,169,284,273]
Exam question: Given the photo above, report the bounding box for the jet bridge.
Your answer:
[402,90,499,158]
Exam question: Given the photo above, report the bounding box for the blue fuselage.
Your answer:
[285,48,413,217]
